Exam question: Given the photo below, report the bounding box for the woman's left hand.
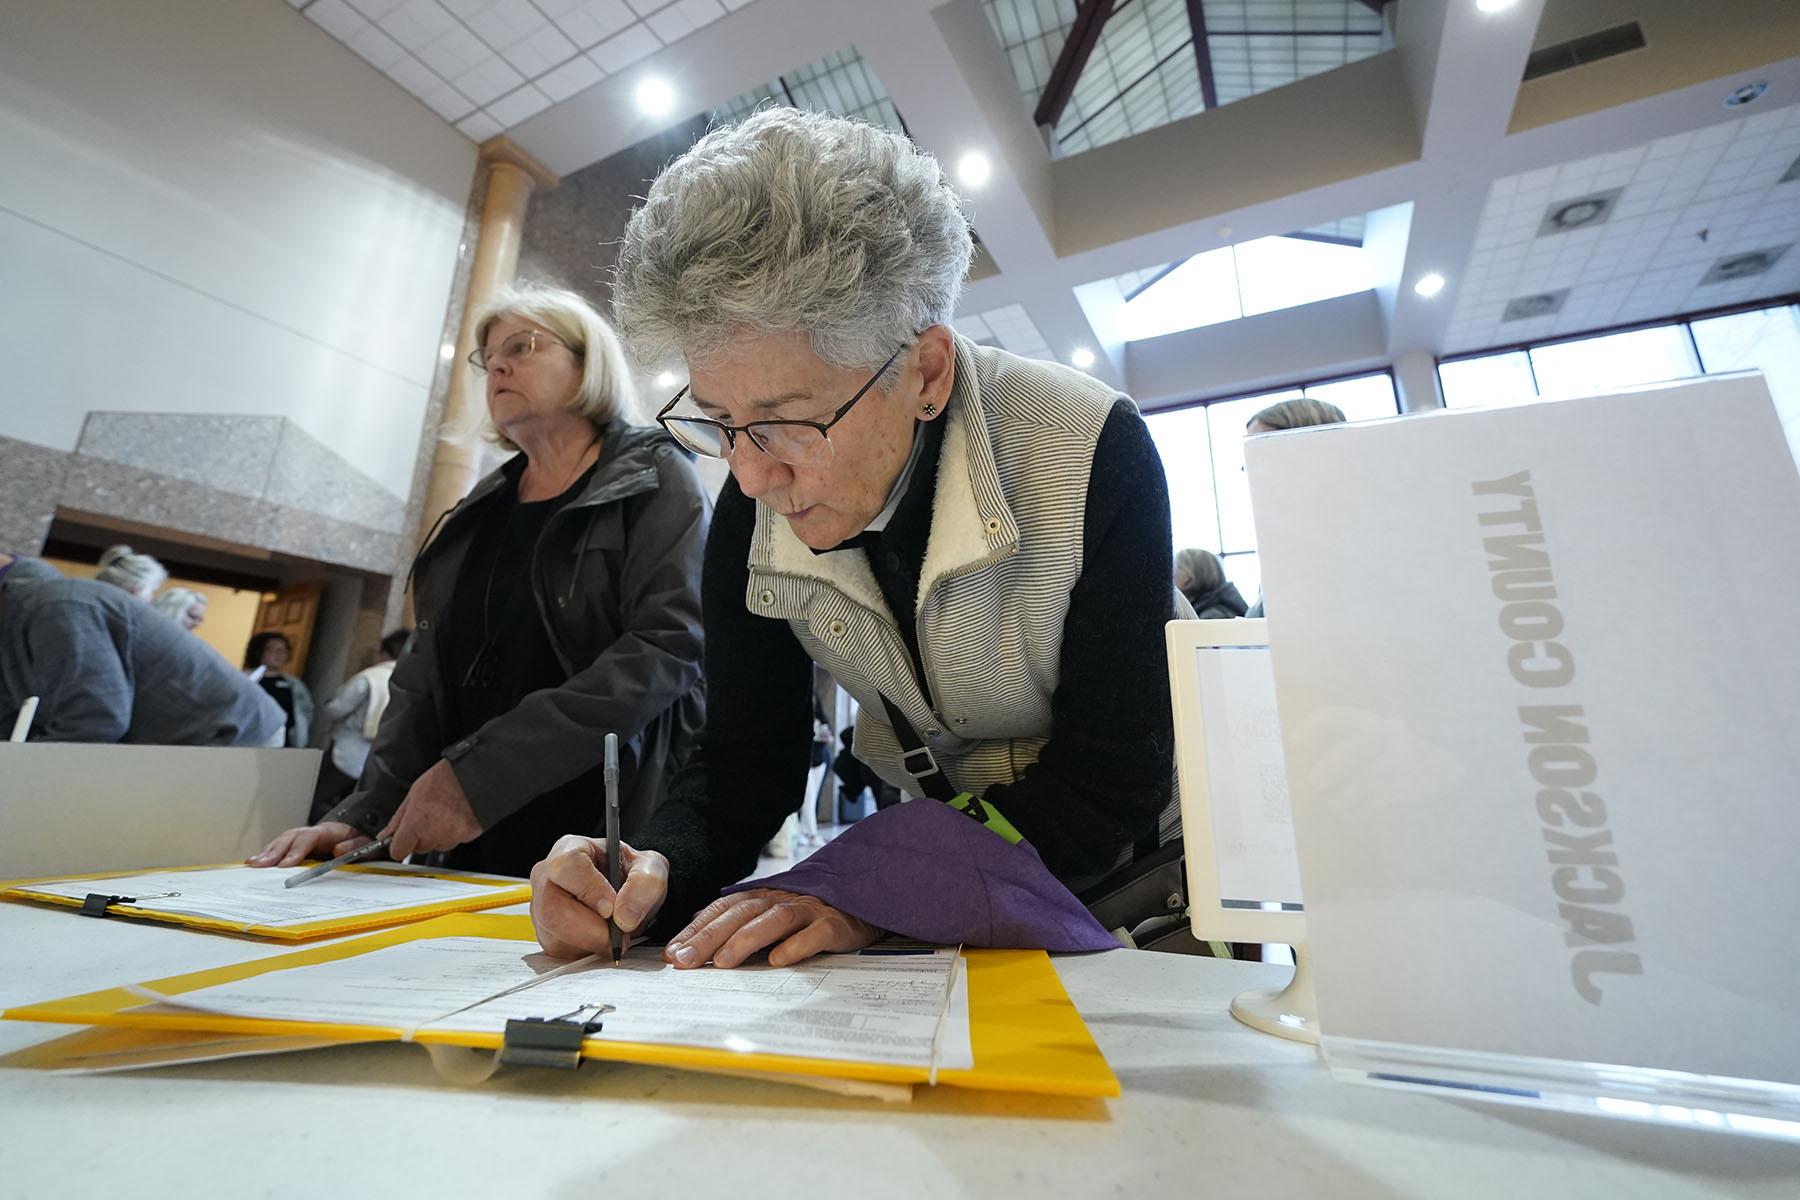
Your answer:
[380,760,483,860]
[664,889,881,969]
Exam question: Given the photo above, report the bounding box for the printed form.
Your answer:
[139,936,973,1069]
[18,865,511,929]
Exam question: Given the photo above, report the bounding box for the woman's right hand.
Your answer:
[246,822,370,868]
[530,835,670,959]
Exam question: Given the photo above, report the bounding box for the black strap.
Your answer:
[876,694,959,803]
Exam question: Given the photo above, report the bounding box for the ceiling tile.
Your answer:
[587,23,662,73]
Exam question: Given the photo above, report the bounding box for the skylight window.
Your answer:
[1121,234,1372,341]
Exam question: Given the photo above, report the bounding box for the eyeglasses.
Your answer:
[656,343,909,467]
[468,328,575,373]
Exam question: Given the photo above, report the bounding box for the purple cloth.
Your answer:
[725,798,1120,952]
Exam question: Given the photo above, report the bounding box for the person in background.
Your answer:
[243,631,313,748]
[0,553,282,745]
[94,544,167,602]
[1243,398,1346,617]
[1173,548,1247,619]
[531,108,1184,969]
[307,629,411,822]
[250,282,709,879]
[150,587,208,631]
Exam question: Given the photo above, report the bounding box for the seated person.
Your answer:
[530,109,1184,969]
[0,554,282,745]
[1174,547,1248,619]
[250,284,709,879]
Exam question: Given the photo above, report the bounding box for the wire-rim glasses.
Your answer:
[655,343,909,467]
[468,328,575,374]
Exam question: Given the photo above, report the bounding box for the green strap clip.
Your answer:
[946,792,1023,844]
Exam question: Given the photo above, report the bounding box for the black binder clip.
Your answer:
[80,893,133,918]
[498,1004,612,1071]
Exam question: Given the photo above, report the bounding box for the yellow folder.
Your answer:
[0,863,531,940]
[3,913,1120,1098]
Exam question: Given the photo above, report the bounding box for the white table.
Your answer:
[1,900,1794,1199]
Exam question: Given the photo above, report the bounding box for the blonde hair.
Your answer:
[95,545,167,601]
[468,282,640,450]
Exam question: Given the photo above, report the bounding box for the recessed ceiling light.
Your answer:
[1698,244,1791,285]
[957,152,991,188]
[636,78,674,116]
[1537,188,1622,237]
[1724,81,1768,108]
[1070,348,1096,369]
[1414,273,1446,298]
[1476,0,1516,12]
[440,343,456,360]
[655,371,679,388]
[1502,289,1569,322]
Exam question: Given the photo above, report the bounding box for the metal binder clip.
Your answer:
[497,1004,613,1071]
[80,893,132,917]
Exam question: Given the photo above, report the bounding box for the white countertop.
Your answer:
[1,900,1794,1199]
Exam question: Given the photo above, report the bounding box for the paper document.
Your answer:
[147,936,972,1069]
[16,865,514,930]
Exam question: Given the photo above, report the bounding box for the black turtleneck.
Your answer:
[637,398,1178,937]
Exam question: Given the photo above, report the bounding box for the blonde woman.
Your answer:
[253,284,708,878]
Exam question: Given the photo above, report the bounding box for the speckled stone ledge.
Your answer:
[55,453,399,574]
[0,435,73,553]
[76,412,406,535]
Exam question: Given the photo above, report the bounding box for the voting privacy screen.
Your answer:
[1246,373,1800,1103]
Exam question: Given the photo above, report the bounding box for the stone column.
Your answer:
[415,138,558,548]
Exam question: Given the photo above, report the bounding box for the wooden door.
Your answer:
[251,581,321,676]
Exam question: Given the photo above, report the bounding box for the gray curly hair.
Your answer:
[612,107,974,377]
[1247,397,1347,432]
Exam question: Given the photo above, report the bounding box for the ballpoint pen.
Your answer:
[284,836,393,888]
[604,732,623,966]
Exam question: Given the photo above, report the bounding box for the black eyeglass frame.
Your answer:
[655,342,910,465]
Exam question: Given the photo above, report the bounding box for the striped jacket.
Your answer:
[744,336,1180,858]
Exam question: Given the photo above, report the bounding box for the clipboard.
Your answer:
[0,863,531,940]
[3,913,1120,1098]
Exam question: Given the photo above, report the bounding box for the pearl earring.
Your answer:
[923,403,937,417]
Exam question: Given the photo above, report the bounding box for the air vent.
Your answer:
[1537,188,1623,237]
[1523,22,1647,81]
[1698,245,1792,286]
[1502,290,1570,322]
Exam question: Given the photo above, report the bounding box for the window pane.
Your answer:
[1145,405,1222,555]
[1124,247,1241,341]
[1691,304,1800,465]
[1438,351,1538,410]
[1212,390,1300,553]
[1235,236,1372,318]
[1303,371,1398,421]
[1221,551,1261,614]
[1527,325,1700,399]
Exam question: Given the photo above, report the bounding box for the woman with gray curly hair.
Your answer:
[252,282,709,879]
[532,108,1185,968]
